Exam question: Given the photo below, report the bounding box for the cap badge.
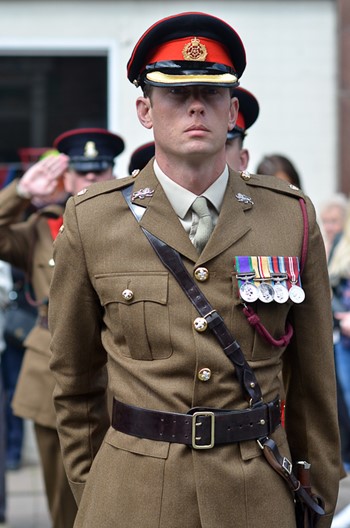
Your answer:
[84,141,98,159]
[182,37,207,61]
[235,193,254,205]
[131,187,154,201]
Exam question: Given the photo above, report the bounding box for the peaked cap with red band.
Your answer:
[54,128,125,172]
[127,12,246,88]
[227,87,259,141]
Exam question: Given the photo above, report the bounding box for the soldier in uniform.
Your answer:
[226,86,259,171]
[49,13,340,528]
[0,128,124,528]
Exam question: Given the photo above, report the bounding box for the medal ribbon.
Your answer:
[250,256,260,288]
[258,256,271,283]
[285,256,301,287]
[267,256,288,289]
[235,256,254,288]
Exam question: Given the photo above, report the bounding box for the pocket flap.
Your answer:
[95,272,168,306]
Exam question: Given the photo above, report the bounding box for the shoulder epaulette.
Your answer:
[239,170,304,199]
[73,175,135,205]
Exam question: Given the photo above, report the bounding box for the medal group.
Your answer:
[234,256,305,304]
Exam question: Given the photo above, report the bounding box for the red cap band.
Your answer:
[147,36,234,69]
[235,112,246,130]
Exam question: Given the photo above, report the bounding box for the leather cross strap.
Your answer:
[112,397,280,449]
[122,185,262,405]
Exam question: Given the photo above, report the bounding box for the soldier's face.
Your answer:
[63,167,114,194]
[225,137,249,172]
[136,86,238,161]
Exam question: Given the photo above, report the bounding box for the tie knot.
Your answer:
[191,196,211,219]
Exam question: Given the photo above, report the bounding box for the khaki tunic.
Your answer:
[49,167,341,528]
[0,180,77,527]
[0,180,62,427]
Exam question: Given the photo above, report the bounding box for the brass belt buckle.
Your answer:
[192,411,215,449]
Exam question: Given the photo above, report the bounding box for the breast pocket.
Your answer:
[95,272,173,360]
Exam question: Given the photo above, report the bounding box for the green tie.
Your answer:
[191,196,214,253]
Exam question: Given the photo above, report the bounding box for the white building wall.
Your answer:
[0,0,337,207]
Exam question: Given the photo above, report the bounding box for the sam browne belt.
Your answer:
[112,397,281,449]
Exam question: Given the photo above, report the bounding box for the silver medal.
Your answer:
[258,282,275,303]
[289,284,305,304]
[273,283,289,304]
[240,281,259,302]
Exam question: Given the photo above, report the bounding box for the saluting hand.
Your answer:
[17,154,69,199]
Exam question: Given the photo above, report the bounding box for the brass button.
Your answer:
[48,258,55,267]
[193,317,207,332]
[194,267,209,282]
[240,170,251,181]
[122,289,134,301]
[198,368,211,382]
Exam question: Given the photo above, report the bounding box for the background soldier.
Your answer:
[0,128,124,528]
[225,86,259,171]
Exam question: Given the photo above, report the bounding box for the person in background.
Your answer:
[2,266,37,471]
[0,260,14,527]
[326,202,350,472]
[256,153,303,189]
[0,128,124,528]
[318,193,348,260]
[49,11,340,528]
[128,141,155,175]
[225,86,259,172]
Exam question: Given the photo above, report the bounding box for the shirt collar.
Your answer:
[153,160,229,219]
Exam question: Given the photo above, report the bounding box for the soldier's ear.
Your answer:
[228,96,239,131]
[136,96,153,130]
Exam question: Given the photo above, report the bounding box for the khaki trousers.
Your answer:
[34,423,77,528]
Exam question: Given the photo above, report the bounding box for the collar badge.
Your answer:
[131,187,154,201]
[84,141,98,158]
[77,188,88,196]
[240,170,251,181]
[182,37,207,61]
[236,193,254,205]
